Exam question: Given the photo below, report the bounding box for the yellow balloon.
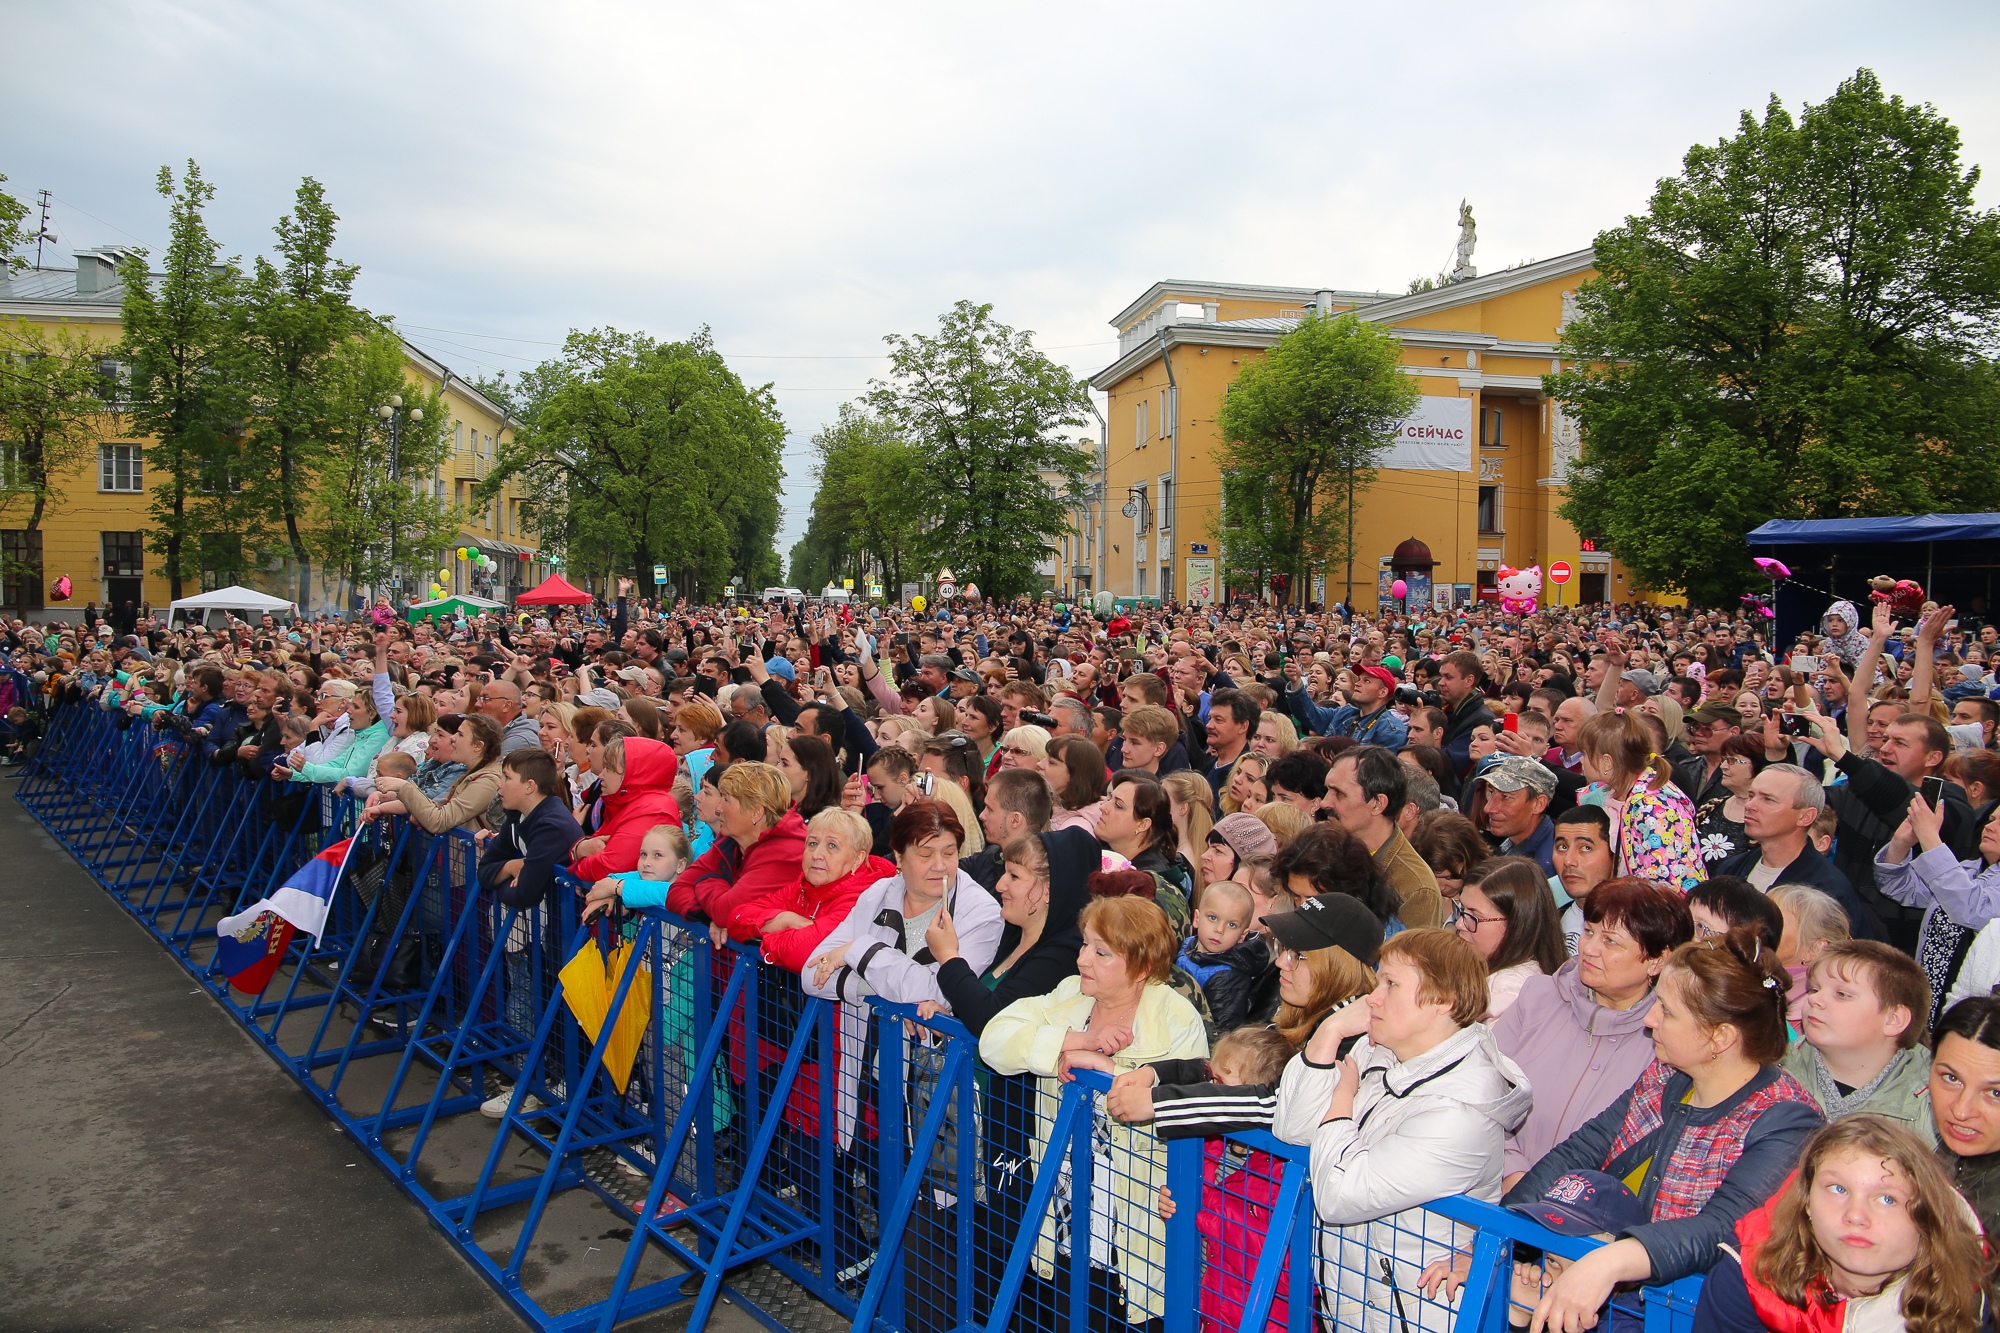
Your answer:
[911,595,927,613]
[438,568,450,581]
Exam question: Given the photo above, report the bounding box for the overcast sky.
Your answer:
[7,1,1997,555]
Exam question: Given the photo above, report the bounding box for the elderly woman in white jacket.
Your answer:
[1273,926,1532,1333]
[803,797,1003,1007]
[979,895,1209,1330]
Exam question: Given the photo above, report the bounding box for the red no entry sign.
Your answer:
[1549,561,1574,585]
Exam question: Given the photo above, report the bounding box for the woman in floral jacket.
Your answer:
[1579,712,1706,893]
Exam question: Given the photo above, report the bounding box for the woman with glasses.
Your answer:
[1488,878,1694,1187]
[1452,856,1569,1020]
[995,723,1049,772]
[1696,735,1770,866]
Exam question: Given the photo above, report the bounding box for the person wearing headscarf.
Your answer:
[1819,600,1869,666]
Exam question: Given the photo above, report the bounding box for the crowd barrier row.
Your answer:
[15,701,1703,1333]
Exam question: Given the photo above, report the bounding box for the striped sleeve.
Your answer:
[1148,1080,1279,1141]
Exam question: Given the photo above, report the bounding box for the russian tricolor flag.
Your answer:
[216,838,357,993]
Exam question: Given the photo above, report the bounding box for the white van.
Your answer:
[761,586,806,603]
[820,587,853,605]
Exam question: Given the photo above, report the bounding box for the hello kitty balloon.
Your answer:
[1495,564,1542,615]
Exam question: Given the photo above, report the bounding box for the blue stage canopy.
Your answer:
[1748,513,2000,544]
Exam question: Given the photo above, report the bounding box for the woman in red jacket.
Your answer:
[726,807,892,970]
[568,735,681,882]
[1693,1115,1983,1333]
[666,761,808,938]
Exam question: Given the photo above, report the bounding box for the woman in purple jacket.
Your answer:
[1490,878,1693,1187]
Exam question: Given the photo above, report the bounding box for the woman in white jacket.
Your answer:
[980,895,1209,1330]
[1273,927,1532,1333]
[802,798,1005,1149]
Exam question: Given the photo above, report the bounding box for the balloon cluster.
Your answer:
[1740,556,1789,619]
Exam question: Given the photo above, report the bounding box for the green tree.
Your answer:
[795,403,923,595]
[866,301,1092,598]
[1553,69,2000,603]
[242,177,366,605]
[488,327,785,600]
[0,174,29,272]
[118,162,248,600]
[1211,311,1419,606]
[0,319,107,531]
[308,325,456,601]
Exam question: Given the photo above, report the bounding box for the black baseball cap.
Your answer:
[1262,893,1383,965]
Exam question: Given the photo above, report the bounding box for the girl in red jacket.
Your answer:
[1694,1115,1984,1333]
[568,736,680,882]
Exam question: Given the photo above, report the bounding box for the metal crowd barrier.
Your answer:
[16,701,1705,1333]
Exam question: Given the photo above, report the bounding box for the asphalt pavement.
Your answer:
[0,794,526,1333]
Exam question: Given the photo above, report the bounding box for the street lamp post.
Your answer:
[377,395,423,606]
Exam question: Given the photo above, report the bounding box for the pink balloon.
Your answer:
[1390,579,1408,600]
[1752,557,1791,580]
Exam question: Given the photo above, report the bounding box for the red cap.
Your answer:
[1357,664,1398,690]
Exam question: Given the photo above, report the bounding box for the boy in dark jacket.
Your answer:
[478,748,584,910]
[477,747,585,1117]
[1175,880,1272,1032]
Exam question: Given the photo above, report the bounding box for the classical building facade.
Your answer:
[1077,248,1644,610]
[0,250,545,619]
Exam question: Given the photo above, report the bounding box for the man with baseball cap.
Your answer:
[1673,703,1742,808]
[1473,754,1559,875]
[1614,668,1661,711]
[1300,662,1407,748]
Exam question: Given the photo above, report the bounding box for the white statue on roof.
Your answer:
[1450,201,1478,283]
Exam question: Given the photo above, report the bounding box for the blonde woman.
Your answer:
[1253,711,1298,759]
[997,724,1051,771]
[1162,770,1216,905]
[1221,752,1271,815]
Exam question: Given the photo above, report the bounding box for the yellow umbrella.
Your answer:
[559,936,651,1095]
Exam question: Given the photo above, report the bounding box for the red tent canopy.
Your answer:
[515,575,594,605]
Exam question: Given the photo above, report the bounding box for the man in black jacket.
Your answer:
[1785,707,1976,953]
[1713,763,1881,941]
[1436,649,1497,779]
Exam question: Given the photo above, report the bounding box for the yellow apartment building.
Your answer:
[0,249,545,620]
[1078,248,1648,612]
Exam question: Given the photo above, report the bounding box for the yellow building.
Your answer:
[0,249,545,619]
[1080,249,1645,612]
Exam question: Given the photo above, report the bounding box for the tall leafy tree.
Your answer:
[488,327,786,599]
[0,320,107,532]
[794,403,922,594]
[866,301,1092,598]
[243,177,365,605]
[1211,311,1419,606]
[308,325,456,601]
[1554,69,2000,603]
[118,162,247,600]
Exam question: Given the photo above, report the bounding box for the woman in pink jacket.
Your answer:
[1490,878,1693,1186]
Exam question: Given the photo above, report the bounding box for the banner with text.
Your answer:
[1382,395,1473,471]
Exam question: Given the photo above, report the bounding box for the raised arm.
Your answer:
[1848,601,1893,754]
[1911,604,1953,712]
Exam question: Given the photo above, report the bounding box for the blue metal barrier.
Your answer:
[16,700,1710,1333]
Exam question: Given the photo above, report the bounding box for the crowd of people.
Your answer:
[15,578,2000,1333]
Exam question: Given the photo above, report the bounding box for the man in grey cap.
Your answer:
[1614,669,1660,712]
[1473,753,1558,875]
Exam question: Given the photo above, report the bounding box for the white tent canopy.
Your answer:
[165,585,296,630]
